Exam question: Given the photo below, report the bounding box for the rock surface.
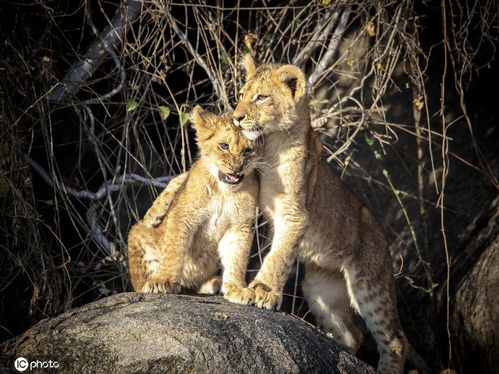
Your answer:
[450,196,499,374]
[1,293,376,374]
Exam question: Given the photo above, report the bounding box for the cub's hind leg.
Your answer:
[343,257,407,374]
[127,223,157,291]
[128,222,182,294]
[127,173,188,291]
[302,264,362,353]
[142,172,188,228]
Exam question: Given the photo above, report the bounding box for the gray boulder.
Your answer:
[1,293,376,374]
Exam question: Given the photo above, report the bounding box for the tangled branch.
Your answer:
[26,155,175,253]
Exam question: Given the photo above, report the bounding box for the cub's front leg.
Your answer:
[250,202,306,310]
[218,223,255,305]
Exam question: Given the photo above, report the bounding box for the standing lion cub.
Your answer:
[232,55,407,374]
[127,106,259,305]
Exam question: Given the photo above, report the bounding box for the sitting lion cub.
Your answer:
[127,106,259,305]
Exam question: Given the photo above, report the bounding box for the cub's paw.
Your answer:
[142,278,181,293]
[222,283,255,305]
[248,281,282,310]
[197,276,222,294]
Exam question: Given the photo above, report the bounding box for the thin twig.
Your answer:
[439,1,453,368]
[165,5,228,108]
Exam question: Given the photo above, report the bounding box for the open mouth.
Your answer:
[218,171,245,185]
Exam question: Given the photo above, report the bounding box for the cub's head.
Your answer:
[233,54,307,140]
[191,106,259,189]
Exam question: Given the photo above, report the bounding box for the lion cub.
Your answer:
[127,106,259,305]
[232,55,407,374]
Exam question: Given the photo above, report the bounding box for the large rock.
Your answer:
[1,293,376,374]
[450,196,499,374]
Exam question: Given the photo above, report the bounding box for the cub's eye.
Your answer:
[218,143,230,151]
[256,95,269,102]
[243,147,254,155]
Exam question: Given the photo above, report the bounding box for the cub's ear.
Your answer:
[274,65,307,102]
[242,53,257,81]
[190,106,217,141]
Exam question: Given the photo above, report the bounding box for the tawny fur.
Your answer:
[231,55,407,374]
[127,107,259,305]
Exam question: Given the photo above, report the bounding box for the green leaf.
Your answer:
[126,100,138,112]
[219,53,231,64]
[179,112,190,126]
[241,46,251,55]
[322,0,331,4]
[365,136,375,146]
[158,106,170,120]
[309,99,329,106]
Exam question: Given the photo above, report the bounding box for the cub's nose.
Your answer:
[227,164,244,173]
[233,115,245,123]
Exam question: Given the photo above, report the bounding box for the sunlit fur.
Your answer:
[232,55,407,374]
[127,107,260,305]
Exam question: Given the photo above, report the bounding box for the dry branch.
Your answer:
[292,7,340,67]
[307,5,352,90]
[49,0,141,103]
[26,155,175,254]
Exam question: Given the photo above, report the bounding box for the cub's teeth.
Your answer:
[218,171,244,185]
